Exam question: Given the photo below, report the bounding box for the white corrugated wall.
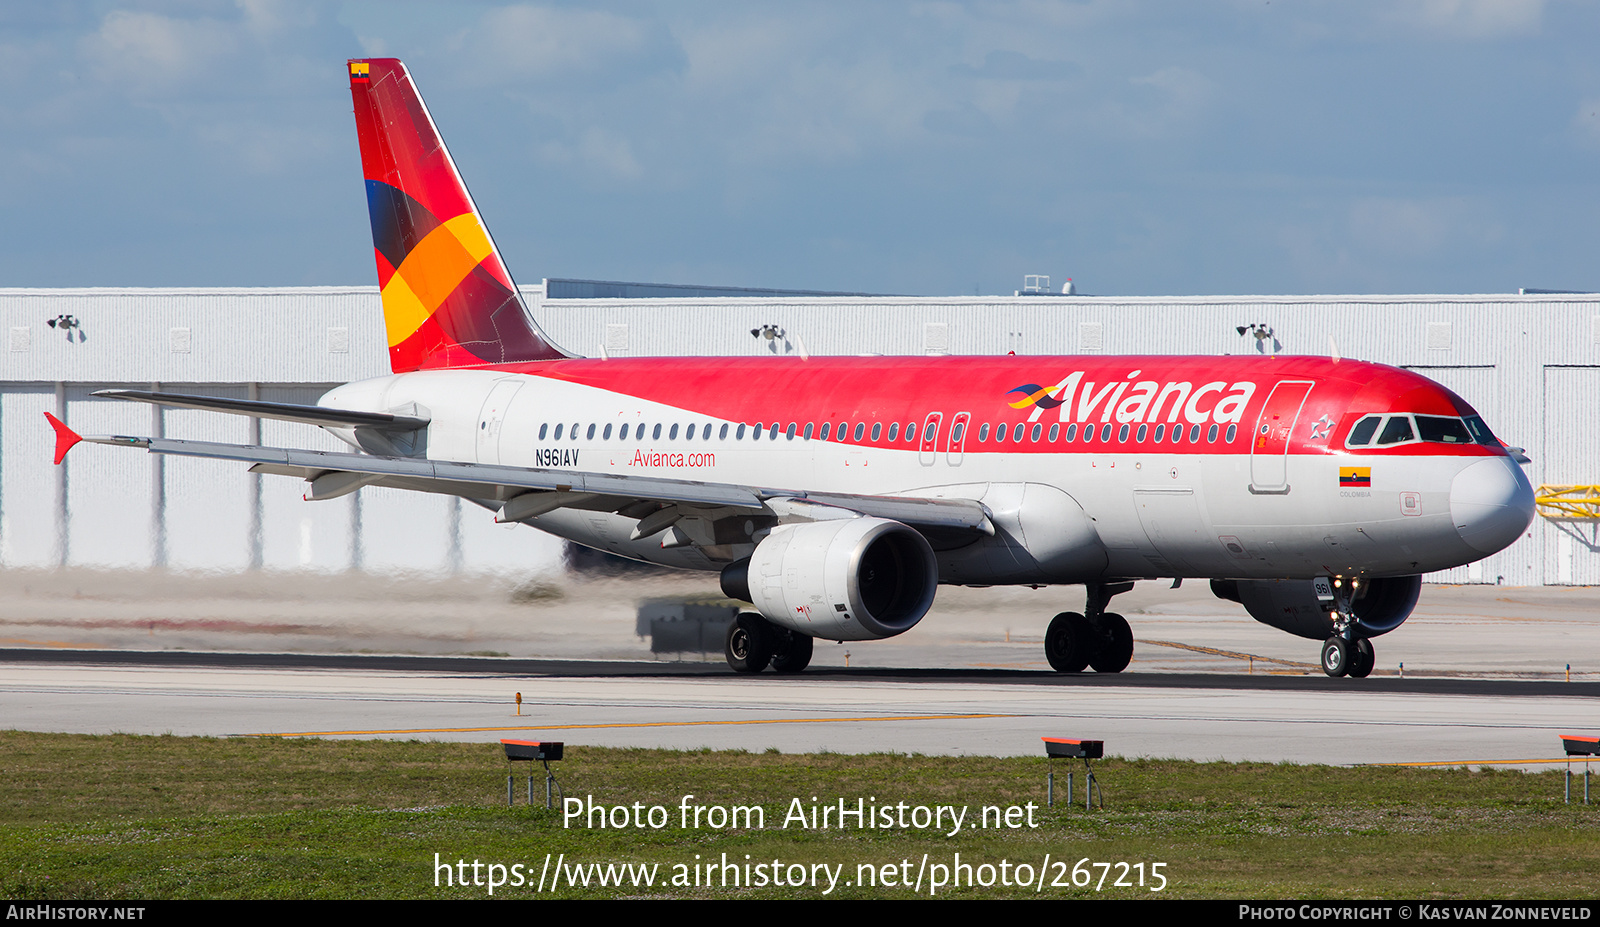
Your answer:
[5,287,1598,583]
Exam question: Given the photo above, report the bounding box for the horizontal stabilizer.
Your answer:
[43,413,80,465]
[93,390,429,432]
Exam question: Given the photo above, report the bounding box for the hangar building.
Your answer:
[3,283,1595,585]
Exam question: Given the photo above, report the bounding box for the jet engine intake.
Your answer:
[1211,575,1422,640]
[720,517,938,641]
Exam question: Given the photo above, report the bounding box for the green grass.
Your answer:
[1,731,1594,899]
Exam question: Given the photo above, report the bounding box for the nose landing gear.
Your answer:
[1319,577,1375,678]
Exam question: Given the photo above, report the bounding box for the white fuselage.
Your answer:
[321,367,1530,586]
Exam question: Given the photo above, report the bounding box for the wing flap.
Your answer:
[797,491,990,531]
[72,431,987,532]
[137,436,763,509]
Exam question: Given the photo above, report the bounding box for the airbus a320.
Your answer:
[48,58,1537,678]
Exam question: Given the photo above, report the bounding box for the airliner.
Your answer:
[46,58,1536,678]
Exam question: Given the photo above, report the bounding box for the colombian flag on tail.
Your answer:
[348,59,568,372]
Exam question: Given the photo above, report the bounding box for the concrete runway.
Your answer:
[2,571,1597,767]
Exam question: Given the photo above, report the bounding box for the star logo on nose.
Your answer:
[1309,415,1334,440]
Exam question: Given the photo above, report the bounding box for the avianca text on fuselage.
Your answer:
[1008,370,1255,427]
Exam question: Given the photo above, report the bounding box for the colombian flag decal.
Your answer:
[350,61,370,83]
[1340,467,1372,487]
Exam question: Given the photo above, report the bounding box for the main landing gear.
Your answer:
[1319,637,1374,678]
[1319,578,1375,678]
[725,612,813,674]
[1045,582,1136,674]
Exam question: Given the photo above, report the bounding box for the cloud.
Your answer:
[1385,0,1543,39]
[467,4,685,86]
[950,49,1081,82]
[538,126,642,181]
[80,9,239,91]
[1347,196,1503,258]
[1572,98,1600,148]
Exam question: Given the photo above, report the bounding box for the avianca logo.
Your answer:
[1007,385,1067,409]
[1007,370,1257,426]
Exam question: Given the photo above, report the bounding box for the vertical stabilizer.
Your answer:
[348,58,570,371]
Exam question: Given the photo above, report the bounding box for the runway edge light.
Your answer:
[1042,737,1104,811]
[502,739,564,809]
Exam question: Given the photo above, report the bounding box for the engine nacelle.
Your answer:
[1211,575,1422,641]
[720,517,939,642]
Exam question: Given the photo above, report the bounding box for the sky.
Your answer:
[2,0,1597,297]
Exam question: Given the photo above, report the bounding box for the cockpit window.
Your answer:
[1346,415,1381,447]
[1416,415,1473,444]
[1463,415,1499,446]
[1375,416,1415,446]
[1347,412,1498,449]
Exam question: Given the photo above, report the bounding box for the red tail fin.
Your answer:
[348,59,569,372]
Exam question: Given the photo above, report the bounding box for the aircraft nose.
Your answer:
[1450,456,1535,554]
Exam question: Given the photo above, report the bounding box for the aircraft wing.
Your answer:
[45,415,989,534]
[93,389,430,432]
